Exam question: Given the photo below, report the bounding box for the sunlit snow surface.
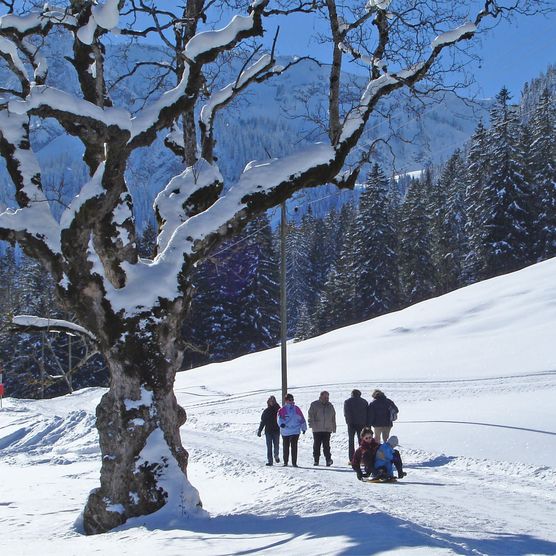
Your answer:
[1,258,556,555]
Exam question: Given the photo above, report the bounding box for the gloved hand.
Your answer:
[257,431,261,437]
[302,430,306,435]
[280,423,285,428]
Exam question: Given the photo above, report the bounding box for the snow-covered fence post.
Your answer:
[0,0,547,535]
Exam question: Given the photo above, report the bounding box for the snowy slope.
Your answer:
[1,258,556,555]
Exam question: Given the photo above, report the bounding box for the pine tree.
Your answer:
[185,213,279,365]
[313,204,357,334]
[351,164,400,320]
[464,121,491,282]
[285,213,312,335]
[529,88,556,260]
[234,214,280,355]
[137,221,157,258]
[430,150,467,293]
[398,176,437,304]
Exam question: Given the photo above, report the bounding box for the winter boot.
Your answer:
[313,460,319,466]
[326,459,333,467]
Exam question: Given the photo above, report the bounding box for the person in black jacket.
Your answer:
[367,389,399,444]
[344,389,369,463]
[257,395,281,466]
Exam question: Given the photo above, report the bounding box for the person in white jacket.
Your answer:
[308,391,336,466]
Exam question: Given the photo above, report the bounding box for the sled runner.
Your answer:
[363,476,397,483]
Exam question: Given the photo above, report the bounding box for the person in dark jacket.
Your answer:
[367,389,399,444]
[351,427,380,480]
[257,395,281,466]
[344,389,369,463]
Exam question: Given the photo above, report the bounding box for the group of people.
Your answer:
[257,388,405,480]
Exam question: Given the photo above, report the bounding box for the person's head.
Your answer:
[360,427,374,443]
[351,389,361,398]
[284,393,294,404]
[387,436,399,448]
[319,390,330,403]
[267,395,278,407]
[372,389,385,400]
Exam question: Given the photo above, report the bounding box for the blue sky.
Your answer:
[258,7,555,100]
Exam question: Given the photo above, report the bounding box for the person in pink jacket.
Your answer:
[277,393,307,467]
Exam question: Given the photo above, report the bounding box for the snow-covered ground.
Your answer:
[1,258,556,555]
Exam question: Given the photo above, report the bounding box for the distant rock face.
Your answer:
[0,38,490,227]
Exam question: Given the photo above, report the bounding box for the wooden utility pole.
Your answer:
[280,202,288,402]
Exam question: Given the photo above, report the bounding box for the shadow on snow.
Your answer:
[120,510,556,556]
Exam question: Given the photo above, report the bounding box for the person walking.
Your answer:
[308,390,336,466]
[277,393,307,467]
[344,389,369,464]
[367,389,399,444]
[257,395,281,466]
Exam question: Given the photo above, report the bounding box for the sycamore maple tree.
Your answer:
[0,0,546,535]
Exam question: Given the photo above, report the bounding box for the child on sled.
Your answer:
[352,429,406,480]
[373,435,406,480]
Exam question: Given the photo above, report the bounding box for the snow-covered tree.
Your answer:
[351,163,399,319]
[399,175,437,303]
[0,0,541,534]
[430,150,467,293]
[529,88,556,259]
[479,88,531,276]
[464,121,491,282]
[313,204,357,333]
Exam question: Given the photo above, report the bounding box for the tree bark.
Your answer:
[82,317,204,534]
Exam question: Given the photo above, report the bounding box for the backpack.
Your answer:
[389,405,398,422]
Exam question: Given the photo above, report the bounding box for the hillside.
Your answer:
[0,41,488,226]
[1,258,555,554]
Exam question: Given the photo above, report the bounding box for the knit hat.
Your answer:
[387,436,399,447]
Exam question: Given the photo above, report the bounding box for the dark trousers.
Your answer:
[393,449,404,476]
[312,431,332,462]
[347,423,364,462]
[265,432,280,463]
[283,434,299,465]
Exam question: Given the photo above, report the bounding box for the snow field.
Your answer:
[1,258,556,554]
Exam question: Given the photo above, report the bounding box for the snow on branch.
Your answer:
[184,15,259,62]
[365,0,392,10]
[0,36,29,82]
[8,85,131,131]
[60,163,106,231]
[0,110,60,253]
[76,0,120,45]
[11,315,97,340]
[338,16,480,146]
[129,1,270,148]
[154,159,223,252]
[101,143,334,316]
[0,9,77,34]
[431,22,477,50]
[200,53,273,130]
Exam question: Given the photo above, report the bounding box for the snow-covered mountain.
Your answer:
[1,257,555,554]
[0,40,488,227]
